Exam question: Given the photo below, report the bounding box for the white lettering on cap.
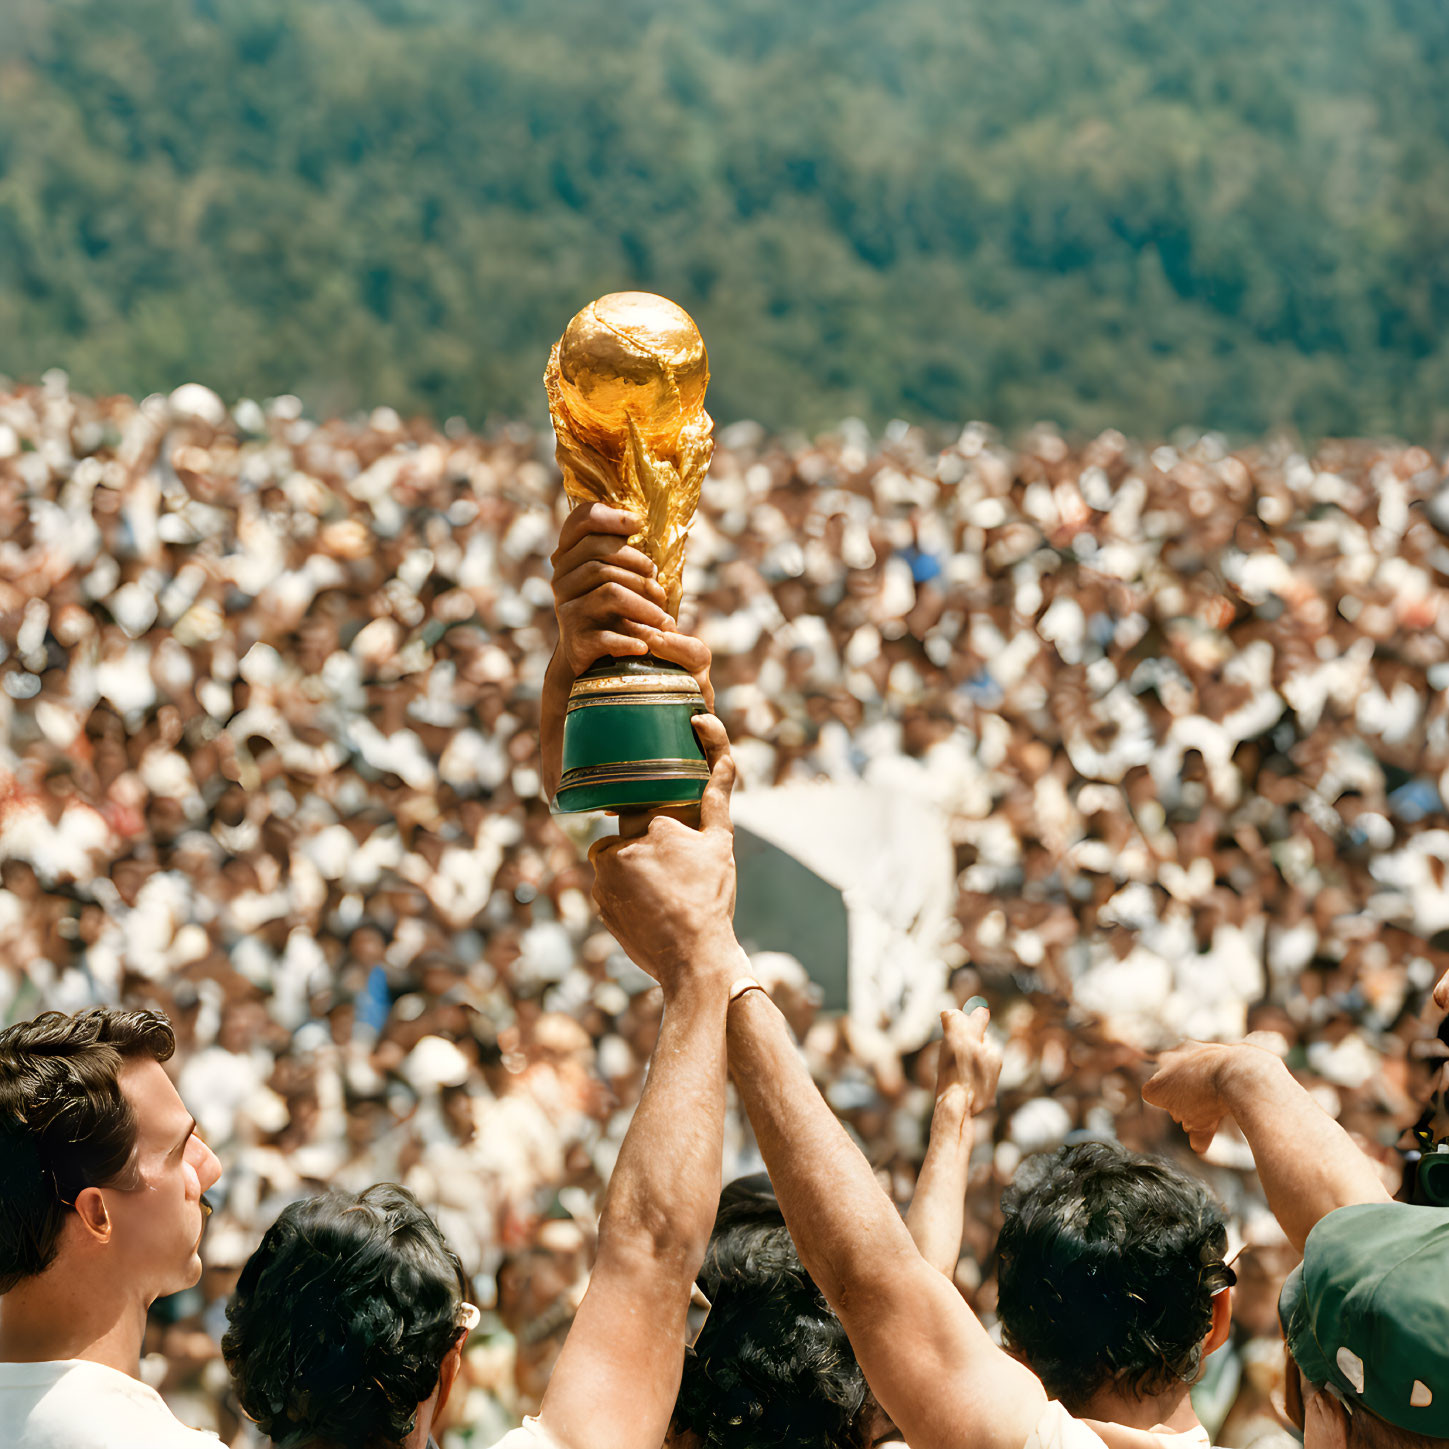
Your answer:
[1411,1382,1433,1409]
[1336,1347,1365,1395]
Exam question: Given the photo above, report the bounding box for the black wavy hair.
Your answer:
[0,1007,176,1292]
[673,1173,873,1449]
[995,1140,1234,1411]
[222,1184,468,1449]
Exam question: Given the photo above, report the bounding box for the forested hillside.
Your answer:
[2,0,1448,439]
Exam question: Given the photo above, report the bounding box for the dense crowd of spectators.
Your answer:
[0,371,1445,1444]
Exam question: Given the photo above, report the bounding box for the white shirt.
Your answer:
[1027,1404,1113,1449]
[1026,1402,1214,1449]
[492,1420,563,1449]
[0,1359,219,1449]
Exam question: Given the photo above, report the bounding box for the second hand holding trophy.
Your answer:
[545,292,715,816]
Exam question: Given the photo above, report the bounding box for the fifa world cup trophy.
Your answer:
[544,292,715,813]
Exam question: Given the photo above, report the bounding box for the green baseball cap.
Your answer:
[1278,1203,1449,1436]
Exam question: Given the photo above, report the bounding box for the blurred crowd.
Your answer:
[0,371,1446,1444]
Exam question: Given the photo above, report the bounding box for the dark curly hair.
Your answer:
[223,1184,468,1449]
[995,1140,1235,1411]
[0,1006,176,1292]
[673,1174,873,1449]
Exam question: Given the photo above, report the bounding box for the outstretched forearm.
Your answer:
[538,974,730,1449]
[601,976,730,1262]
[1219,1048,1390,1252]
[907,1092,974,1278]
[728,988,918,1302]
[727,988,1044,1449]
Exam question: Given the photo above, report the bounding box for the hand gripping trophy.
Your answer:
[544,292,714,814]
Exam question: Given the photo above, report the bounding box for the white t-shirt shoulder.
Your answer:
[1026,1402,1114,1449]
[1158,1430,1212,1449]
[0,1359,219,1449]
[490,1417,565,1449]
[1026,1405,1215,1449]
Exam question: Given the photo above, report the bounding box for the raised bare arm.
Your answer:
[906,1006,1001,1279]
[724,990,1047,1449]
[585,715,1047,1449]
[531,718,739,1449]
[1142,1041,1391,1253]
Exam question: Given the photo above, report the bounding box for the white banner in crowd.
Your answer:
[733,781,956,1049]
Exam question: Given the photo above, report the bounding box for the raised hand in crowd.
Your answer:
[549,503,671,675]
[723,982,1245,1449]
[495,730,734,1449]
[223,726,738,1449]
[591,718,1183,1449]
[1143,1041,1392,1252]
[725,963,1048,1449]
[1145,1043,1448,1449]
[904,1008,1235,1449]
[588,714,742,991]
[542,502,714,800]
[906,1005,1000,1279]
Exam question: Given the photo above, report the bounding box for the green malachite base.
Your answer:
[555,656,708,814]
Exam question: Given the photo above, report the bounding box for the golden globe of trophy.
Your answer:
[545,292,714,814]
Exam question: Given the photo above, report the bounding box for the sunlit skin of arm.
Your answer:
[1143,1041,1392,1255]
[906,1006,1001,1280]
[902,1016,1230,1449]
[583,718,1254,1449]
[589,718,1049,1449]
[531,716,740,1449]
[723,987,1049,1449]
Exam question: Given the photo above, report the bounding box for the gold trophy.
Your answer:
[545,292,714,813]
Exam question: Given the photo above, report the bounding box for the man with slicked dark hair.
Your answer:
[0,1006,222,1448]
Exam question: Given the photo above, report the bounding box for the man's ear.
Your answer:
[1202,1287,1232,1360]
[433,1338,464,1420]
[1305,1383,1351,1449]
[72,1186,112,1246]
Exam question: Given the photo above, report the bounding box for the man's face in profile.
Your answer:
[96,1058,221,1300]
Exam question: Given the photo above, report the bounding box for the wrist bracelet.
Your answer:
[729,976,767,1004]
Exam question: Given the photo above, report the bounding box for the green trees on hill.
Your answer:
[2,0,1448,440]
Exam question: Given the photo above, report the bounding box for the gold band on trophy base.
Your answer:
[558,758,712,789]
[568,671,705,699]
[566,692,704,713]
